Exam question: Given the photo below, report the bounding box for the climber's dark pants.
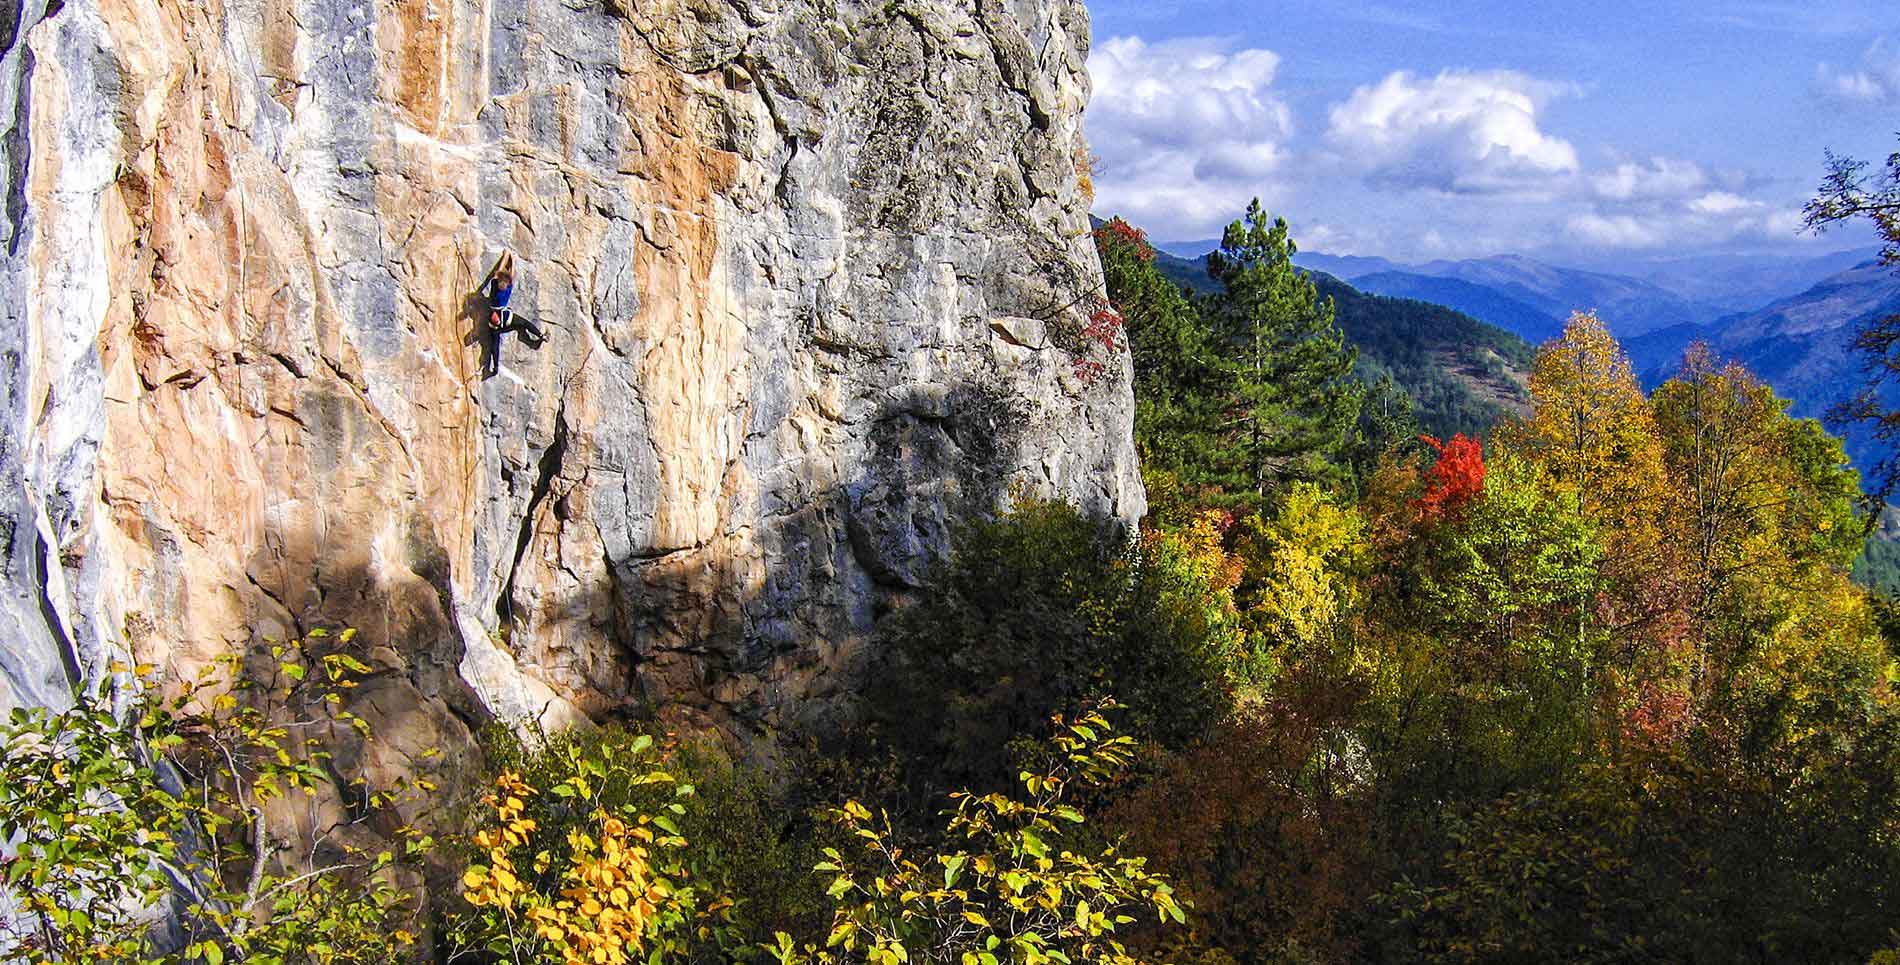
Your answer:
[483,308,546,377]
[496,309,545,345]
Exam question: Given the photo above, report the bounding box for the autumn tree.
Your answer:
[1364,454,1606,803]
[1651,344,1866,698]
[1233,483,1367,674]
[772,703,1188,965]
[1205,200,1361,501]
[1499,311,1676,640]
[1413,434,1485,523]
[1805,138,1900,494]
[0,638,426,965]
[1502,312,1668,527]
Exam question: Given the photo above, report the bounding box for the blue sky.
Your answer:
[1082,0,1897,262]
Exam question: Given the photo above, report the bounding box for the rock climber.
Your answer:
[480,250,545,375]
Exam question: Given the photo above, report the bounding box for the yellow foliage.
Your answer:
[1076,143,1100,205]
[460,765,704,964]
[1238,484,1366,653]
[768,703,1184,965]
[1156,510,1246,598]
[1499,311,1670,553]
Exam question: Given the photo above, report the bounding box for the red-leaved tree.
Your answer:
[1414,434,1485,522]
[1094,216,1156,262]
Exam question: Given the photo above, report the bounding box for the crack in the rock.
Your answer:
[735,54,789,138]
[976,0,1053,134]
[496,408,569,629]
[625,540,709,564]
[32,528,79,689]
[4,44,34,257]
[0,0,24,63]
[317,352,420,472]
[243,568,305,639]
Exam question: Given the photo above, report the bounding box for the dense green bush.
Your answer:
[862,497,1237,800]
[1377,731,1900,964]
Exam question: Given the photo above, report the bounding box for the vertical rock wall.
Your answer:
[0,0,1141,776]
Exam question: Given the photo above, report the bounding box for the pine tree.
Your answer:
[1348,372,1423,481]
[1094,217,1231,498]
[1205,200,1361,500]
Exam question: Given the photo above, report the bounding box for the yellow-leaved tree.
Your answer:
[0,632,428,965]
[768,702,1187,965]
[1234,483,1366,664]
[454,733,730,964]
[1498,311,1678,641]
[1501,311,1669,537]
[1649,343,1869,703]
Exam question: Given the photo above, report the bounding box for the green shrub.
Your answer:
[768,701,1187,965]
[0,632,424,964]
[862,497,1236,800]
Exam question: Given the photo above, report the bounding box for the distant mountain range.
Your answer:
[1626,260,1900,475]
[1346,273,1566,344]
[1298,252,1717,340]
[1604,247,1885,314]
[1160,240,1883,345]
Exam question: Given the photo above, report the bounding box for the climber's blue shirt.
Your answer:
[493,281,513,308]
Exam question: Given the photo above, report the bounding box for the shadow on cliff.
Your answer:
[191,494,494,950]
[238,503,489,833]
[229,366,1034,773]
[578,378,1032,747]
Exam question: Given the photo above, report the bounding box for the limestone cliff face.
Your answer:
[0,0,1140,775]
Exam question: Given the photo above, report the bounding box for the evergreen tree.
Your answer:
[1348,371,1424,481]
[1094,218,1230,499]
[1205,200,1361,500]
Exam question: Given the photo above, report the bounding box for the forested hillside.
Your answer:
[1350,270,1566,343]
[1149,235,1532,442]
[1077,203,1900,961]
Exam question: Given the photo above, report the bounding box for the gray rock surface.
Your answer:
[0,0,1140,789]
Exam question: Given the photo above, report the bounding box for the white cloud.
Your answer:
[1565,195,1805,250]
[1324,69,1581,195]
[1687,191,1757,215]
[1567,213,1670,248]
[1816,38,1900,104]
[1591,158,1708,201]
[1086,35,1296,239]
[1084,41,1810,257]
